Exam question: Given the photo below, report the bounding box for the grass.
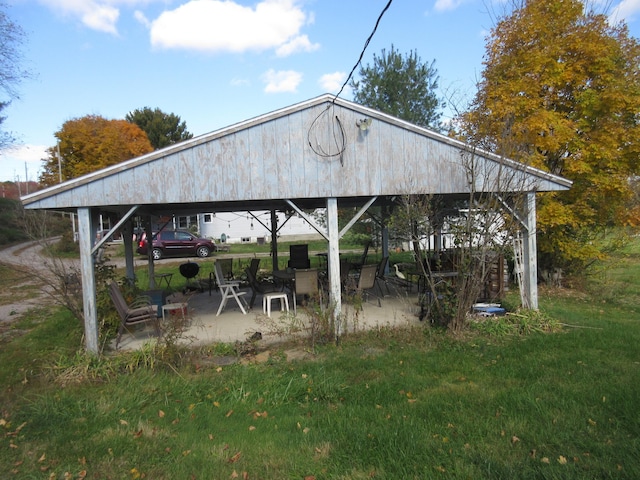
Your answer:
[1,241,639,478]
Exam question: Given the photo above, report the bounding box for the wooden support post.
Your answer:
[326,197,341,340]
[77,207,99,354]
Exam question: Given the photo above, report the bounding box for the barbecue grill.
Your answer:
[179,262,200,292]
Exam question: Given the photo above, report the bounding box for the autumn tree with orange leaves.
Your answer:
[39,115,153,186]
[463,0,640,273]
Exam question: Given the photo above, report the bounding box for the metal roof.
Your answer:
[21,94,571,214]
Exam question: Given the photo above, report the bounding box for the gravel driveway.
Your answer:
[0,239,81,323]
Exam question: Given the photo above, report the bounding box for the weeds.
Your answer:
[469,308,563,336]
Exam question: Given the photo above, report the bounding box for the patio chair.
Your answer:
[349,239,371,271]
[349,264,381,308]
[293,268,322,314]
[217,258,235,280]
[340,259,354,292]
[248,258,260,279]
[245,266,280,308]
[374,256,391,297]
[109,281,160,349]
[214,261,248,316]
[288,244,310,269]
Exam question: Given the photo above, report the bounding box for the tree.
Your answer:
[350,45,444,130]
[125,107,193,150]
[0,3,31,149]
[39,115,153,186]
[463,0,640,272]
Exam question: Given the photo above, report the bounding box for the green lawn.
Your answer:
[1,240,639,479]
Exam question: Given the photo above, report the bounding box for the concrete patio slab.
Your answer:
[113,285,425,351]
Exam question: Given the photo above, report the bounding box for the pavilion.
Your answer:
[21,94,571,354]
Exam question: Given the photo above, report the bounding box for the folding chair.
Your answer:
[214,261,248,316]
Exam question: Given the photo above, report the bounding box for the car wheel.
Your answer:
[196,246,210,258]
[152,248,163,261]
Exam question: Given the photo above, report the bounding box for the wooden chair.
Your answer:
[214,261,248,316]
[109,281,160,349]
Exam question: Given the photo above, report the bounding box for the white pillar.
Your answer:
[523,192,538,309]
[77,207,99,354]
[326,198,341,338]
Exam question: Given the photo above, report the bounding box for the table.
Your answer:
[161,302,188,323]
[154,273,173,288]
[272,269,295,291]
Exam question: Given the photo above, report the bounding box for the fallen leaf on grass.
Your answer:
[228,451,242,463]
[38,454,46,462]
[558,455,567,465]
[7,422,27,437]
[511,435,520,444]
[226,410,234,418]
[541,457,550,464]
[158,410,165,418]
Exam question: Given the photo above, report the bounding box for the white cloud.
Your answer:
[230,77,251,87]
[433,0,464,12]
[275,34,320,57]
[134,10,150,28]
[261,69,302,93]
[609,0,640,24]
[38,0,126,34]
[318,71,346,93]
[82,4,120,34]
[0,144,49,182]
[149,0,317,56]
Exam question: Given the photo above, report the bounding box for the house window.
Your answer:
[204,213,213,223]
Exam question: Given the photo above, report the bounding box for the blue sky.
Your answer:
[1,0,639,183]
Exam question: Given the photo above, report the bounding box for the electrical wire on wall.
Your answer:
[306,0,393,165]
[307,105,347,165]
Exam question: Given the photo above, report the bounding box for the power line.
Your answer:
[333,0,394,101]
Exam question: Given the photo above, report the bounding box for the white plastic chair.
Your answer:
[214,261,248,316]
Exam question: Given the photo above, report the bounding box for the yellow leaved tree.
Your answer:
[39,115,153,186]
[463,0,640,273]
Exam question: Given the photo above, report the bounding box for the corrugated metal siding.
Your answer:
[22,95,571,210]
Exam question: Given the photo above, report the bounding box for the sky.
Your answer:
[1,0,639,183]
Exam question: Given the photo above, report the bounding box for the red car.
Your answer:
[137,230,217,260]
